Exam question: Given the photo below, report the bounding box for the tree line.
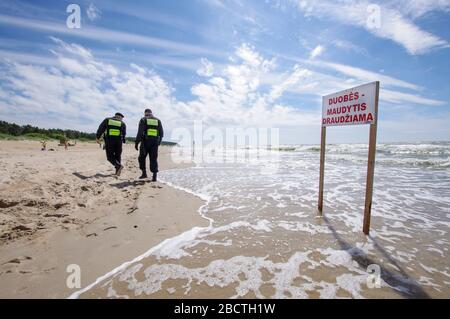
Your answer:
[0,120,96,140]
[0,120,177,145]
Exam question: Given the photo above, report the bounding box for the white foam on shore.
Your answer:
[277,221,332,235]
[109,252,320,298]
[95,247,388,299]
[208,220,273,235]
[159,176,212,203]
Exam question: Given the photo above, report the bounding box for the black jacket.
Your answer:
[96,117,127,143]
[135,116,164,144]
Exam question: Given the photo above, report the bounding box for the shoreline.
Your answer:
[0,140,208,298]
[73,175,215,298]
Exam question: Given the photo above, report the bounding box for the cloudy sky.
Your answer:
[0,0,449,144]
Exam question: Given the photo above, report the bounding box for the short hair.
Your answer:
[115,112,124,118]
[144,108,152,114]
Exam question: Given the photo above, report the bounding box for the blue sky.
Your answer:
[0,0,449,144]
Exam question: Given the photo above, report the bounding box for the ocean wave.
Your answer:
[292,143,450,157]
[328,156,450,169]
[270,146,297,152]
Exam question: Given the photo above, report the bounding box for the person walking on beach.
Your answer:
[135,108,163,181]
[96,112,127,176]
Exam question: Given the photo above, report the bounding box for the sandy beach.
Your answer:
[1,141,448,299]
[0,140,208,298]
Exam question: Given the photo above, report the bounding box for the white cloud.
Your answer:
[0,14,221,57]
[332,39,368,56]
[187,44,311,127]
[49,36,93,60]
[0,39,175,131]
[0,49,56,66]
[269,53,445,106]
[305,60,421,91]
[201,0,226,8]
[283,0,449,55]
[0,39,445,141]
[197,58,214,77]
[309,45,324,59]
[269,66,311,100]
[86,3,101,22]
[0,40,316,133]
[394,0,450,19]
[382,89,445,106]
[286,62,445,106]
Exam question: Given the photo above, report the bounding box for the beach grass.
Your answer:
[0,133,23,140]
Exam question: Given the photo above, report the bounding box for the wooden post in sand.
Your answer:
[363,81,380,235]
[318,126,326,215]
[319,81,379,235]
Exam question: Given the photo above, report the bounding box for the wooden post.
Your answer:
[363,81,380,235]
[318,126,326,215]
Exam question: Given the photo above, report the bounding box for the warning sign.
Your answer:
[318,81,380,235]
[322,82,377,127]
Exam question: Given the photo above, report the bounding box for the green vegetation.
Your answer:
[0,120,178,146]
[0,132,21,140]
[0,120,96,141]
[22,133,51,140]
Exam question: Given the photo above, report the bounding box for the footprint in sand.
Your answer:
[12,225,33,231]
[127,207,137,214]
[53,202,69,209]
[44,213,69,218]
[0,199,19,208]
[2,256,32,265]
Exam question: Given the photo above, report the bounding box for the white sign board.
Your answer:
[322,82,377,127]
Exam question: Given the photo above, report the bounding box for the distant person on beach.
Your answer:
[135,108,163,181]
[96,112,127,176]
[63,135,68,150]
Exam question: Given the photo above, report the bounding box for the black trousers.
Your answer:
[139,139,159,173]
[105,139,122,169]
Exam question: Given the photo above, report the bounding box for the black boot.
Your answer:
[115,165,124,176]
[139,171,148,179]
[152,172,157,182]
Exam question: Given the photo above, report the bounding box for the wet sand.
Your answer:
[0,140,208,298]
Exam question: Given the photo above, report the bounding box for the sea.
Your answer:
[72,142,450,299]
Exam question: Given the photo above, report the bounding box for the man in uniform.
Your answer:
[96,112,126,176]
[135,109,163,181]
